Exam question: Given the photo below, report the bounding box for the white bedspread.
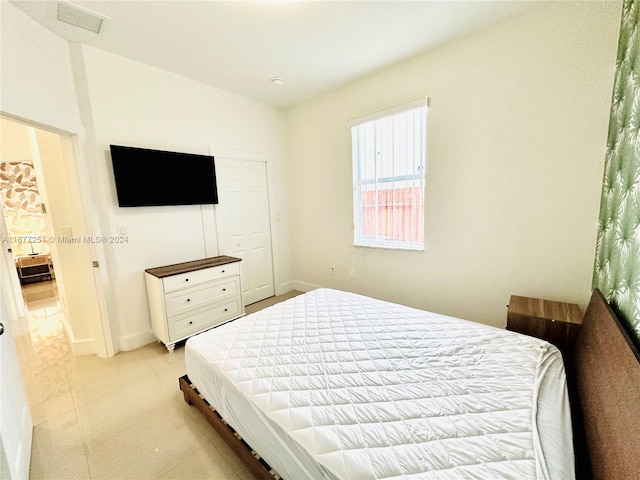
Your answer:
[186,288,574,480]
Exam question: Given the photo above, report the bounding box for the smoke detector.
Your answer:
[57,1,109,34]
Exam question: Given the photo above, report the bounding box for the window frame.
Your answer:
[349,98,428,251]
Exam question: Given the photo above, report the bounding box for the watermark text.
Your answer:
[2,235,129,244]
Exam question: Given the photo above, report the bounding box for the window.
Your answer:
[350,98,427,251]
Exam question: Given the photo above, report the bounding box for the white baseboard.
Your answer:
[292,281,322,293]
[60,321,95,356]
[69,337,96,356]
[275,281,296,296]
[118,329,156,352]
[276,280,323,294]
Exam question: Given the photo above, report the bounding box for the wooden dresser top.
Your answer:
[145,255,241,278]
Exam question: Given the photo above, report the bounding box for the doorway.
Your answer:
[0,118,65,348]
[0,115,111,358]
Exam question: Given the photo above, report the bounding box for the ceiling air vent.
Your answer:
[56,1,108,34]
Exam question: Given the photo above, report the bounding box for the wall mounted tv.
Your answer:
[110,145,218,207]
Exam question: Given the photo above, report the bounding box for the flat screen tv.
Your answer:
[110,145,218,207]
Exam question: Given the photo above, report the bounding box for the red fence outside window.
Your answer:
[361,186,424,243]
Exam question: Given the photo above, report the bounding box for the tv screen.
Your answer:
[110,145,218,207]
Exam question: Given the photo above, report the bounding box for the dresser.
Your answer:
[17,255,53,284]
[507,295,582,355]
[145,256,244,352]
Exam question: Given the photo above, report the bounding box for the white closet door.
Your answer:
[215,156,274,305]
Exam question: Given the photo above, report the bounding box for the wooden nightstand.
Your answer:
[507,295,582,353]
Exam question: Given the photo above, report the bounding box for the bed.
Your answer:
[180,288,578,479]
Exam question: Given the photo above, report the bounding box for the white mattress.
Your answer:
[185,288,574,480]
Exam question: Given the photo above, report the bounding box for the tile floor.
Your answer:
[12,281,301,480]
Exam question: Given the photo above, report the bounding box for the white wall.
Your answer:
[286,1,621,327]
[75,45,292,350]
[0,2,81,133]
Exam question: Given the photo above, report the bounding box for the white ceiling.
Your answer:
[10,1,534,110]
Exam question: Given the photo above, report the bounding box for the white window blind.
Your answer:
[350,99,427,251]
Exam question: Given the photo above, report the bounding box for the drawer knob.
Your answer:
[186,298,191,302]
[189,321,193,325]
[221,270,225,274]
[185,278,189,282]
[224,308,228,312]
[222,288,226,292]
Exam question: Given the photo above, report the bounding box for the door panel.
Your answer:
[0,210,31,479]
[0,202,25,321]
[0,289,32,480]
[215,157,274,305]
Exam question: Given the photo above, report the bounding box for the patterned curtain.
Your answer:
[593,0,640,343]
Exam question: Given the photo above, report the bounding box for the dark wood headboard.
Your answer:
[573,289,640,479]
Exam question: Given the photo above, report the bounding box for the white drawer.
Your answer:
[164,277,240,317]
[163,262,240,293]
[168,298,242,340]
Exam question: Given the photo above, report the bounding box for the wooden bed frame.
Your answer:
[178,375,281,480]
[179,288,640,480]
